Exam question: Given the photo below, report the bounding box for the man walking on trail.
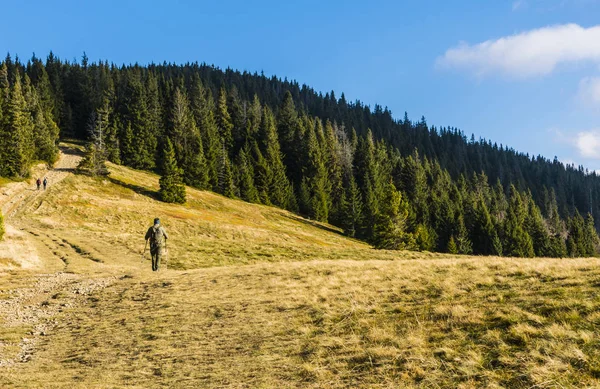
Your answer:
[36,178,41,190]
[144,218,168,272]
[43,177,48,190]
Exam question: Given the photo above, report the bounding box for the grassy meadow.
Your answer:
[1,151,600,388]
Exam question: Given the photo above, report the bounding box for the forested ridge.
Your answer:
[0,52,598,257]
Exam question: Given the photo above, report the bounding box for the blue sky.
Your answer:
[3,0,600,169]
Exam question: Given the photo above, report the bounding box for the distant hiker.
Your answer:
[43,177,48,190]
[145,218,168,272]
[36,178,41,190]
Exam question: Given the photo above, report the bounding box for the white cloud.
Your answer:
[578,76,600,107]
[575,130,600,158]
[437,24,600,78]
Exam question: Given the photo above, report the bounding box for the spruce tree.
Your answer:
[340,174,364,238]
[324,120,345,225]
[372,181,413,250]
[503,187,534,257]
[185,135,209,190]
[235,145,259,203]
[277,91,301,182]
[121,71,154,169]
[78,110,109,176]
[228,85,246,152]
[216,87,234,152]
[159,138,186,204]
[583,213,598,256]
[169,86,207,188]
[301,120,330,222]
[470,196,501,255]
[217,142,235,198]
[1,73,35,177]
[259,106,294,210]
[190,78,219,189]
[525,195,551,257]
[447,236,458,254]
[145,72,163,164]
[455,215,473,254]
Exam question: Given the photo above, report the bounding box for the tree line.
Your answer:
[0,52,598,256]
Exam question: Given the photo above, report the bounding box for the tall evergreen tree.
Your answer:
[1,73,35,177]
[235,145,260,203]
[259,106,295,210]
[79,110,109,176]
[217,142,235,198]
[340,173,364,237]
[216,87,234,152]
[159,138,186,204]
[190,78,220,189]
[372,181,413,249]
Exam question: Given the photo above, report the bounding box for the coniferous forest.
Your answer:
[0,52,599,257]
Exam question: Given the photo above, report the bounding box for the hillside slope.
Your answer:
[1,146,600,388]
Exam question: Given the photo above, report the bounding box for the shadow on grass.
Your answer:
[281,213,346,237]
[106,176,161,201]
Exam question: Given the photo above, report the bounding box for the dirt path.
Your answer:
[1,146,82,218]
[0,147,82,270]
[0,146,119,368]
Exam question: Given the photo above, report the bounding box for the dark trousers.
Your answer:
[151,247,163,271]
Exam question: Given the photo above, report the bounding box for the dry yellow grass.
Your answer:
[2,147,600,388]
[3,258,600,388]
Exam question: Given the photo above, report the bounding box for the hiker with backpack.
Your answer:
[36,178,41,190]
[144,218,169,271]
[43,177,48,190]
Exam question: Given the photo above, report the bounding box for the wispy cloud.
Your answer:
[437,24,600,78]
[575,130,600,158]
[578,76,600,108]
[512,0,527,11]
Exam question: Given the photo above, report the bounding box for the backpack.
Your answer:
[149,226,165,248]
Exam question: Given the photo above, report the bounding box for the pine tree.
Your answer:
[159,138,186,204]
[340,174,364,237]
[399,151,429,224]
[78,109,110,176]
[455,215,473,254]
[228,85,246,152]
[121,71,154,169]
[583,213,598,256]
[217,142,235,198]
[145,72,163,165]
[190,79,219,189]
[235,145,259,203]
[301,120,330,221]
[277,91,301,183]
[169,86,207,188]
[216,87,234,152]
[245,95,262,142]
[415,223,436,251]
[1,73,35,177]
[447,236,458,254]
[525,195,551,257]
[259,106,294,210]
[185,135,209,190]
[503,187,534,257]
[469,196,501,255]
[372,181,413,249]
[324,120,345,224]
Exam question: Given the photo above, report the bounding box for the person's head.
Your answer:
[154,218,160,226]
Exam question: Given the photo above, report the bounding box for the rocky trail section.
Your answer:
[0,273,116,367]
